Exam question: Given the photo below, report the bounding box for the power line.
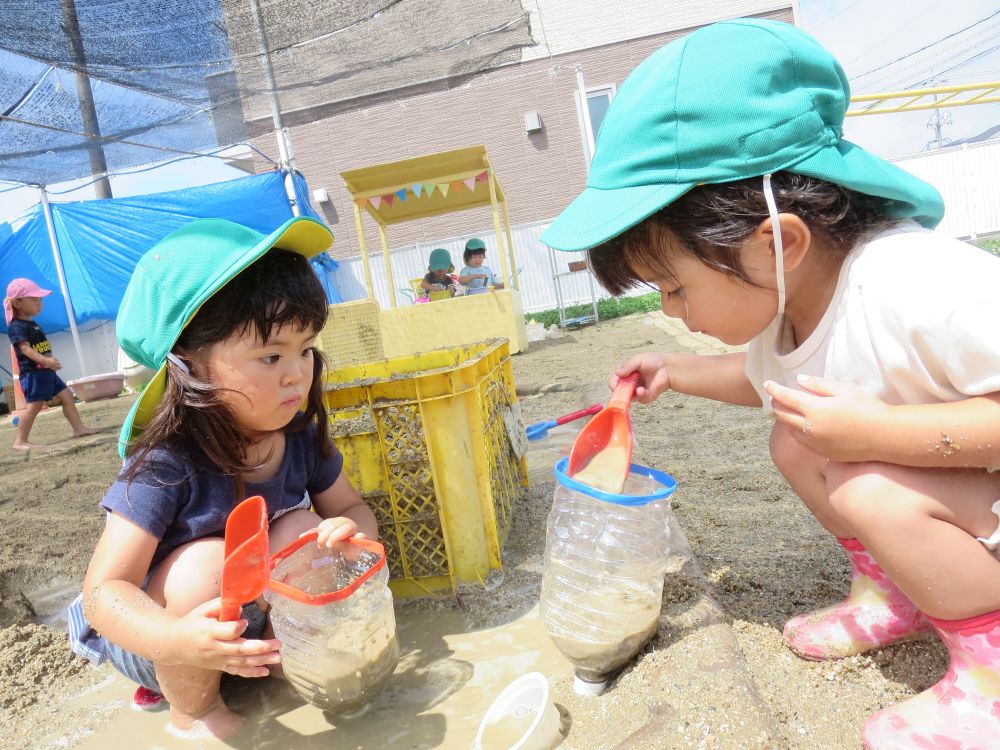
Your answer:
[853,21,1000,92]
[854,7,1000,79]
[844,0,946,66]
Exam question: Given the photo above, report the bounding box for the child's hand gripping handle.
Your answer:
[608,373,640,409]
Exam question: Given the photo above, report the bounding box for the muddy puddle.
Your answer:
[58,605,570,749]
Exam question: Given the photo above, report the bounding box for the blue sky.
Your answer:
[798,0,999,156]
[2,0,997,225]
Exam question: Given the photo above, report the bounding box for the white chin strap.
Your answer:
[762,174,785,318]
[166,352,190,375]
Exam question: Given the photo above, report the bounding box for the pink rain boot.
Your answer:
[863,609,1000,749]
[784,538,932,660]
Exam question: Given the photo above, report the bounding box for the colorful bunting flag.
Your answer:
[382,193,395,207]
[412,183,424,197]
[395,188,407,202]
[475,170,489,183]
[369,195,381,210]
[424,183,435,197]
[356,197,369,209]
[451,181,464,193]
[438,183,450,197]
[463,177,476,191]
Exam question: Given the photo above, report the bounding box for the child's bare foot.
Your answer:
[11,441,50,452]
[72,426,100,438]
[165,701,245,741]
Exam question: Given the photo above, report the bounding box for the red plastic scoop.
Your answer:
[219,495,270,622]
[567,373,639,494]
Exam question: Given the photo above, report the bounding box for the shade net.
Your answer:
[0,0,534,186]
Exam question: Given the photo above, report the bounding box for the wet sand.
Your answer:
[0,313,947,749]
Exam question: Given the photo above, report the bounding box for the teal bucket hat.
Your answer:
[541,19,944,252]
[428,247,454,271]
[116,216,333,458]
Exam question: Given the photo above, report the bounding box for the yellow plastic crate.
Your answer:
[324,339,528,597]
[317,299,384,369]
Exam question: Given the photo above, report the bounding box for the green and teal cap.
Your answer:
[541,19,944,252]
[464,237,487,252]
[116,216,333,458]
[428,247,454,271]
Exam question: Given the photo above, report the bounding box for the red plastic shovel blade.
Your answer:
[219,495,269,622]
[567,374,639,492]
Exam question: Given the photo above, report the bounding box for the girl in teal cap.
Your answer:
[543,19,1000,749]
[421,247,459,296]
[67,218,377,740]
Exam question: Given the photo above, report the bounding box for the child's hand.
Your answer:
[47,356,62,370]
[313,516,363,547]
[612,354,672,403]
[764,376,890,461]
[167,599,281,678]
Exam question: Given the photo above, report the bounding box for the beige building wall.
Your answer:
[252,8,793,260]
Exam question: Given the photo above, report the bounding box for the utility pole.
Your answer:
[925,79,953,151]
[60,0,113,198]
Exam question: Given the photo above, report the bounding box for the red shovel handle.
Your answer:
[554,403,603,426]
[608,373,640,409]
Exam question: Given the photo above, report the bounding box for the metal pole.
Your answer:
[38,187,88,374]
[576,65,596,170]
[60,0,112,199]
[249,0,300,216]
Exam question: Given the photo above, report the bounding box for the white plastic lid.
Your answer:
[572,673,608,697]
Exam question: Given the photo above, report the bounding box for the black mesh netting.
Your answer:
[0,0,534,186]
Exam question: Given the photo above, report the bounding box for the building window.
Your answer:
[577,85,616,167]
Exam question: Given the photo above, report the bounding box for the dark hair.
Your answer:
[587,172,901,295]
[463,247,486,264]
[122,248,331,500]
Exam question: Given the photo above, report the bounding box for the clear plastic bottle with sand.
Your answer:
[266,532,400,715]
[539,457,675,695]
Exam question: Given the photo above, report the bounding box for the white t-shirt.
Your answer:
[746,221,1000,415]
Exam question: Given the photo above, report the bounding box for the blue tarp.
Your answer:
[0,171,325,334]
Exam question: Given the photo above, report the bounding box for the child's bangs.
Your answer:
[587,222,671,296]
[192,248,329,346]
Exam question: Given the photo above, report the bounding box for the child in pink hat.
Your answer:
[5,278,98,451]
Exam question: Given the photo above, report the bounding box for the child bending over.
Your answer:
[542,19,1000,749]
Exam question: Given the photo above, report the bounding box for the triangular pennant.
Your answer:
[412,183,424,197]
[369,195,381,210]
[463,177,476,191]
[438,182,450,197]
[356,197,369,209]
[475,171,489,183]
[451,181,464,193]
[382,193,395,207]
[395,188,407,202]
[423,183,435,197]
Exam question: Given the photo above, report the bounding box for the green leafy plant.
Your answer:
[974,237,1000,257]
[526,292,661,328]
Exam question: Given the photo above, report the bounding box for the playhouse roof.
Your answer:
[340,145,505,225]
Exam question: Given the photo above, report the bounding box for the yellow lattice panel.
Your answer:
[324,339,528,597]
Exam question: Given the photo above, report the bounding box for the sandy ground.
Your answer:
[0,312,948,749]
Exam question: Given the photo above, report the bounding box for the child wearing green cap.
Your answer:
[66,217,376,739]
[542,18,1000,749]
[421,247,459,296]
[458,238,504,294]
